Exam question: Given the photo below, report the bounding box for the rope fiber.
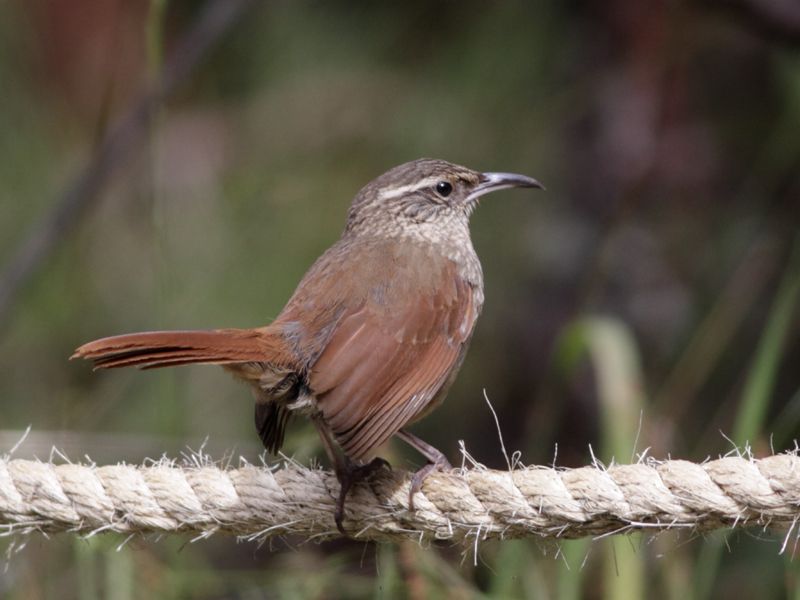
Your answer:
[1,453,799,543]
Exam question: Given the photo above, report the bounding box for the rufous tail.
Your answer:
[71,328,291,370]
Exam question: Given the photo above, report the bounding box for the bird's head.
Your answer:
[344,158,543,241]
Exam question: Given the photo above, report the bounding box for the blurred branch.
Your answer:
[0,0,256,329]
[1,452,799,543]
[698,0,800,46]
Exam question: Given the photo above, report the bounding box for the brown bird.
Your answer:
[72,158,543,531]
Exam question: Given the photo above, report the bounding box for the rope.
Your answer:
[1,453,799,544]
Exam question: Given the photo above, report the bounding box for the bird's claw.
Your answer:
[334,457,391,535]
[408,455,452,511]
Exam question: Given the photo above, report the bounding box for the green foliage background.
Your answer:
[1,1,799,598]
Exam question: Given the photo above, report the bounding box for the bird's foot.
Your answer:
[394,429,453,511]
[408,454,452,511]
[334,456,391,535]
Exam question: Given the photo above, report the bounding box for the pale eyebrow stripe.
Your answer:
[378,176,440,200]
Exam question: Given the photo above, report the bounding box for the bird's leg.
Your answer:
[312,415,389,534]
[332,456,390,534]
[396,429,453,510]
[311,414,341,470]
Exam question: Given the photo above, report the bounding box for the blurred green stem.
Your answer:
[556,539,589,600]
[588,319,646,600]
[105,547,134,600]
[693,534,727,600]
[698,236,800,600]
[555,317,647,600]
[145,0,184,435]
[733,235,800,446]
[488,540,547,599]
[788,551,800,600]
[584,318,646,464]
[147,0,168,74]
[375,544,400,598]
[75,539,99,600]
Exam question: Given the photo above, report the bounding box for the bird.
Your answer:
[72,158,543,532]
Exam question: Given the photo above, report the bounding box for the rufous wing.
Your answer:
[309,265,477,461]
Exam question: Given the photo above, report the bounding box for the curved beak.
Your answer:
[467,171,545,203]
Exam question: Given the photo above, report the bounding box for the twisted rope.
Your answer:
[0,453,799,544]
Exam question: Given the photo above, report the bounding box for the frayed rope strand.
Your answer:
[0,454,799,544]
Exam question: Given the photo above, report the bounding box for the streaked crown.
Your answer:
[344,158,543,241]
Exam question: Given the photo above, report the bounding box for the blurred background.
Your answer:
[1,0,799,598]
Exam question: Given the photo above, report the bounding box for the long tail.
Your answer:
[71,328,292,370]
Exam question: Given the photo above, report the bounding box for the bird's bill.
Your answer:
[467,171,545,203]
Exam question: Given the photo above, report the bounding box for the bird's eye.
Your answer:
[435,181,453,197]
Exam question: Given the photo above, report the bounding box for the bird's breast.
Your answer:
[275,236,484,358]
